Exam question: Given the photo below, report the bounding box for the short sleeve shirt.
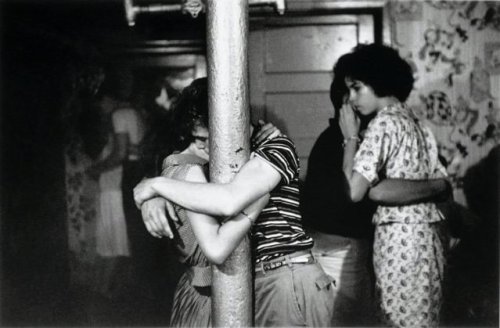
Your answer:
[112,108,145,143]
[112,107,145,160]
[252,136,314,262]
[353,103,446,224]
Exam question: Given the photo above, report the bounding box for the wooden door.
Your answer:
[249,14,376,180]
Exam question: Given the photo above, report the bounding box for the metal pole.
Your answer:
[206,0,252,327]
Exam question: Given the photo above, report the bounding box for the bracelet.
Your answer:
[342,136,361,148]
[241,210,254,225]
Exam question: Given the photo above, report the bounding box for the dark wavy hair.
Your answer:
[140,77,181,176]
[337,43,414,102]
[330,53,374,130]
[330,53,352,112]
[170,77,209,152]
[78,77,119,160]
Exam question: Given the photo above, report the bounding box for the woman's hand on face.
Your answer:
[339,103,360,139]
[133,178,160,208]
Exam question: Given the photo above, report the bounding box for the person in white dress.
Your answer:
[85,83,144,297]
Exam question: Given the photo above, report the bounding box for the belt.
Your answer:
[255,250,315,274]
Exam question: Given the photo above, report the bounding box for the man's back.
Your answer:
[302,119,375,239]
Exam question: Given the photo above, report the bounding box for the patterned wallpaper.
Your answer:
[388,0,500,206]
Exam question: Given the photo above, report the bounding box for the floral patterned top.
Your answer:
[353,103,447,225]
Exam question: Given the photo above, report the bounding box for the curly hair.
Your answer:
[330,53,374,129]
[337,43,414,102]
[169,77,209,152]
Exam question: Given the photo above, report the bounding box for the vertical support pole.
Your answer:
[206,0,252,327]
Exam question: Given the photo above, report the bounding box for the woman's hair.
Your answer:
[78,77,118,160]
[170,77,209,152]
[330,53,374,130]
[78,102,109,160]
[337,43,414,102]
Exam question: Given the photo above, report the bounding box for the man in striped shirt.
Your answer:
[135,127,335,327]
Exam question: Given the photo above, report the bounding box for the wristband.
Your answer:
[342,136,361,148]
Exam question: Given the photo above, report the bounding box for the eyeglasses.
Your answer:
[192,135,209,144]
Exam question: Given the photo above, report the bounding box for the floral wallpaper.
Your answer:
[389,0,500,205]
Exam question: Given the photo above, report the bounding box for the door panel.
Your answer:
[249,14,375,180]
[265,25,357,73]
[265,92,332,174]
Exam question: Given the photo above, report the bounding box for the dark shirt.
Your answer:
[301,119,375,239]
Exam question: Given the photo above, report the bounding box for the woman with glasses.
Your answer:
[139,78,271,327]
[134,77,336,327]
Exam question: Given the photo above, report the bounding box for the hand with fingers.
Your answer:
[133,177,161,209]
[339,103,360,140]
[252,119,283,146]
[141,197,179,239]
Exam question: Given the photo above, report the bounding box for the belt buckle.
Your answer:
[261,259,286,274]
[259,252,314,274]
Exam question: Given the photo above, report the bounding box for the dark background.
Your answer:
[1,1,205,324]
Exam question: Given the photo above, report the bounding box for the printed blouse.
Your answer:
[353,103,447,225]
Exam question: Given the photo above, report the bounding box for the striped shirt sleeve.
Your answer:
[253,137,300,185]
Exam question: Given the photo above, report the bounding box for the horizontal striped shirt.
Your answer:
[252,136,314,262]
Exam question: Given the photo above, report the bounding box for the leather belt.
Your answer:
[255,250,315,274]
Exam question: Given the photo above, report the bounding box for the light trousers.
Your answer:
[310,230,375,326]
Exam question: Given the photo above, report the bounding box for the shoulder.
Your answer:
[256,135,296,153]
[162,154,208,182]
[113,107,139,120]
[367,107,404,135]
[111,108,134,128]
[112,107,131,116]
[312,126,341,152]
[163,153,207,167]
[183,164,208,183]
[253,136,299,184]
[255,136,299,164]
[419,122,435,138]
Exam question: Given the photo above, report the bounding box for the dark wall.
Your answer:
[0,2,205,324]
[1,19,71,326]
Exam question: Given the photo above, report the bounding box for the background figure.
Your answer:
[80,79,132,298]
[134,73,188,309]
[140,76,180,178]
[441,145,499,325]
[108,72,157,300]
[139,68,196,177]
[301,70,376,325]
[339,44,449,327]
[302,55,450,326]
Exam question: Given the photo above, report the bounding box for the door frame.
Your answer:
[250,0,392,45]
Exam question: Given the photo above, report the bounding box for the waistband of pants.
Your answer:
[255,250,315,274]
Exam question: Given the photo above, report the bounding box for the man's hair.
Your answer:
[334,43,414,102]
[170,77,209,151]
[330,53,353,111]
